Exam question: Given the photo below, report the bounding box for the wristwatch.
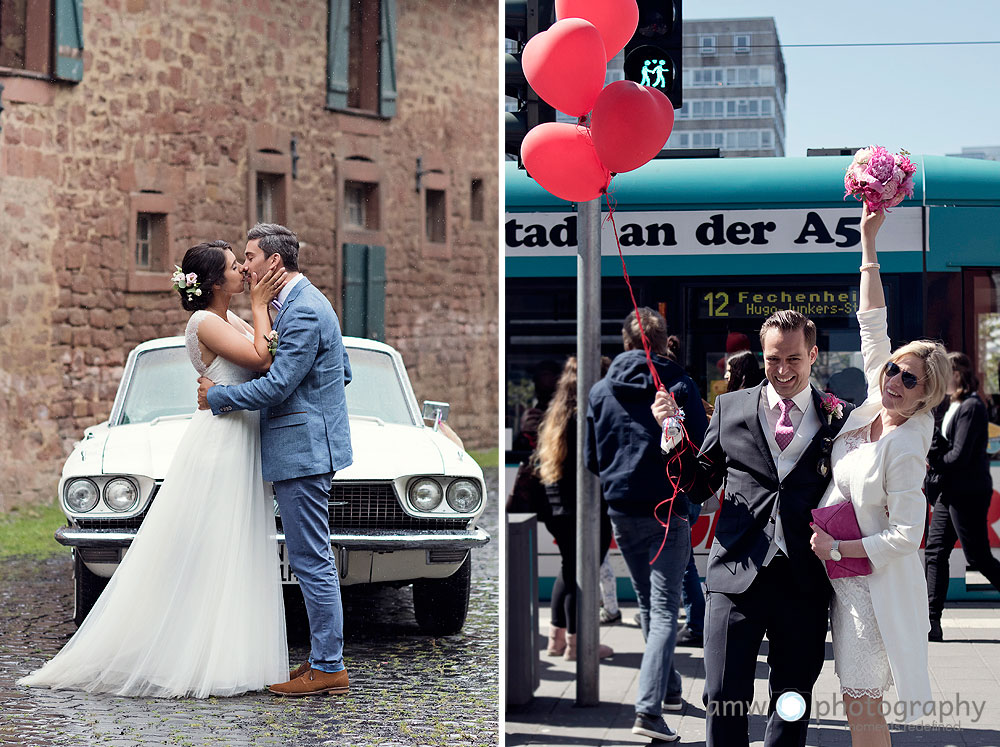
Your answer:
[830,540,842,562]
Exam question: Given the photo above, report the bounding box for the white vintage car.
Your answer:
[55,336,490,635]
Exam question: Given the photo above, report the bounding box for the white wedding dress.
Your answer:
[19,310,288,698]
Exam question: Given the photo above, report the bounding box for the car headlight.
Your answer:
[408,478,443,511]
[65,479,100,512]
[446,479,482,513]
[104,478,139,512]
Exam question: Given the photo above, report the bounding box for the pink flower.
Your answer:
[844,146,917,215]
[186,272,198,286]
[864,146,895,183]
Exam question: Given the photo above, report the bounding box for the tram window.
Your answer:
[967,270,1000,427]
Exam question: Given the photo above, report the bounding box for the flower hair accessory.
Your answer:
[844,145,917,215]
[820,393,845,425]
[171,266,202,297]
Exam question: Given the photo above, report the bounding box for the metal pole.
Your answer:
[575,196,602,705]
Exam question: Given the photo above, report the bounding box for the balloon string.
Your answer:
[605,190,697,565]
[604,201,664,393]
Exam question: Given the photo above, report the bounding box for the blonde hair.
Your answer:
[535,356,610,485]
[879,340,950,418]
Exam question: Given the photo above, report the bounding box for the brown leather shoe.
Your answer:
[268,667,349,696]
[289,661,311,679]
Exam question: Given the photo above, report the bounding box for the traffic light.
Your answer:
[623,0,682,110]
[505,0,555,159]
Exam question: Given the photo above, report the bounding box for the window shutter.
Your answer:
[365,245,386,341]
[54,0,84,82]
[342,243,367,338]
[378,0,397,118]
[327,0,350,110]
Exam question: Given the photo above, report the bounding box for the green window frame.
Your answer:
[327,0,397,117]
[342,243,386,341]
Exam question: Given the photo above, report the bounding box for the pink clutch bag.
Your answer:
[811,501,872,579]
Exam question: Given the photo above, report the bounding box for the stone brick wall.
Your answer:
[0,0,498,511]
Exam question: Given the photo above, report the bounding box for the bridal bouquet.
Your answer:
[844,145,916,214]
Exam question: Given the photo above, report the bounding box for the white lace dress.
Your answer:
[18,310,288,698]
[825,420,894,698]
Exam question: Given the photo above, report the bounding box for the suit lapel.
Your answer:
[274,277,312,328]
[745,381,778,480]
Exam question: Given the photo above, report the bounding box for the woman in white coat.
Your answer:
[809,204,949,746]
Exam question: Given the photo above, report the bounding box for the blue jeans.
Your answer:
[274,473,345,673]
[683,504,705,635]
[610,511,690,717]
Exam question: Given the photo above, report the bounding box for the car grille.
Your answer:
[73,481,469,534]
[277,481,471,532]
[74,483,160,530]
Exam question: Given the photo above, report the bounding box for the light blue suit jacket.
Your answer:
[206,278,353,482]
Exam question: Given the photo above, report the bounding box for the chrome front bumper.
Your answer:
[55,525,491,550]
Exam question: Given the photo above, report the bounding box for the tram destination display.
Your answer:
[693,285,860,320]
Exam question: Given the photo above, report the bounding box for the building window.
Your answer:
[127,191,175,292]
[761,98,773,116]
[328,0,397,117]
[247,129,293,229]
[256,173,287,224]
[0,0,82,80]
[700,35,716,55]
[425,189,446,243]
[134,213,166,270]
[734,34,751,53]
[761,130,773,148]
[344,180,380,230]
[470,178,484,222]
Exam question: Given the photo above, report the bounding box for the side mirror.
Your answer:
[422,400,450,431]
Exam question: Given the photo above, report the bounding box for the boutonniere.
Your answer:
[820,393,845,425]
[266,330,278,356]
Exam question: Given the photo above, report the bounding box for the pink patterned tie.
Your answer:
[774,399,795,451]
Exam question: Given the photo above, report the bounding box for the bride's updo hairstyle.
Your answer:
[177,241,231,312]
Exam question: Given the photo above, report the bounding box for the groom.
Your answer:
[197,222,353,696]
[654,310,852,747]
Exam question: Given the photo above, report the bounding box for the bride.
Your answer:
[19,240,290,698]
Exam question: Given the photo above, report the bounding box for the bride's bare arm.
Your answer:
[197,269,283,373]
[859,203,886,312]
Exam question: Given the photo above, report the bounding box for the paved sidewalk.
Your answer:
[506,602,1000,746]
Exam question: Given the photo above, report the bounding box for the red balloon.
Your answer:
[522,18,607,117]
[521,123,611,203]
[556,0,639,61]
[591,82,675,173]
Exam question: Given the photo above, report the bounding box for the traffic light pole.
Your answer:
[575,196,602,706]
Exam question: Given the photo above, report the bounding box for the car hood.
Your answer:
[72,415,482,482]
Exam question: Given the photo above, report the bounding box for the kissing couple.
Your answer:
[20,222,354,698]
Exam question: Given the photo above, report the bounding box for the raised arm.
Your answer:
[859,203,886,312]
[199,267,284,373]
[857,204,893,399]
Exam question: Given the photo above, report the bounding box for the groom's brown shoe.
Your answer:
[289,661,311,679]
[268,667,348,696]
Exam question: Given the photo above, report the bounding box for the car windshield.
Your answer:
[115,345,416,427]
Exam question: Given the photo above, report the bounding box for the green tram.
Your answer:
[505,154,1000,600]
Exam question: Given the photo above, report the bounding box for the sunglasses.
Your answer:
[884,361,920,390]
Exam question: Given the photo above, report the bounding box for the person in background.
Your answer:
[924,352,1000,641]
[587,308,709,742]
[536,356,614,661]
[725,350,763,393]
[513,360,561,453]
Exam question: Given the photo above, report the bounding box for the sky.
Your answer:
[684,0,1000,157]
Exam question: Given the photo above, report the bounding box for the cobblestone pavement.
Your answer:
[0,469,498,747]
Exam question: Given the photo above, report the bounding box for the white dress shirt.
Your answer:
[761,382,821,562]
[276,273,305,308]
